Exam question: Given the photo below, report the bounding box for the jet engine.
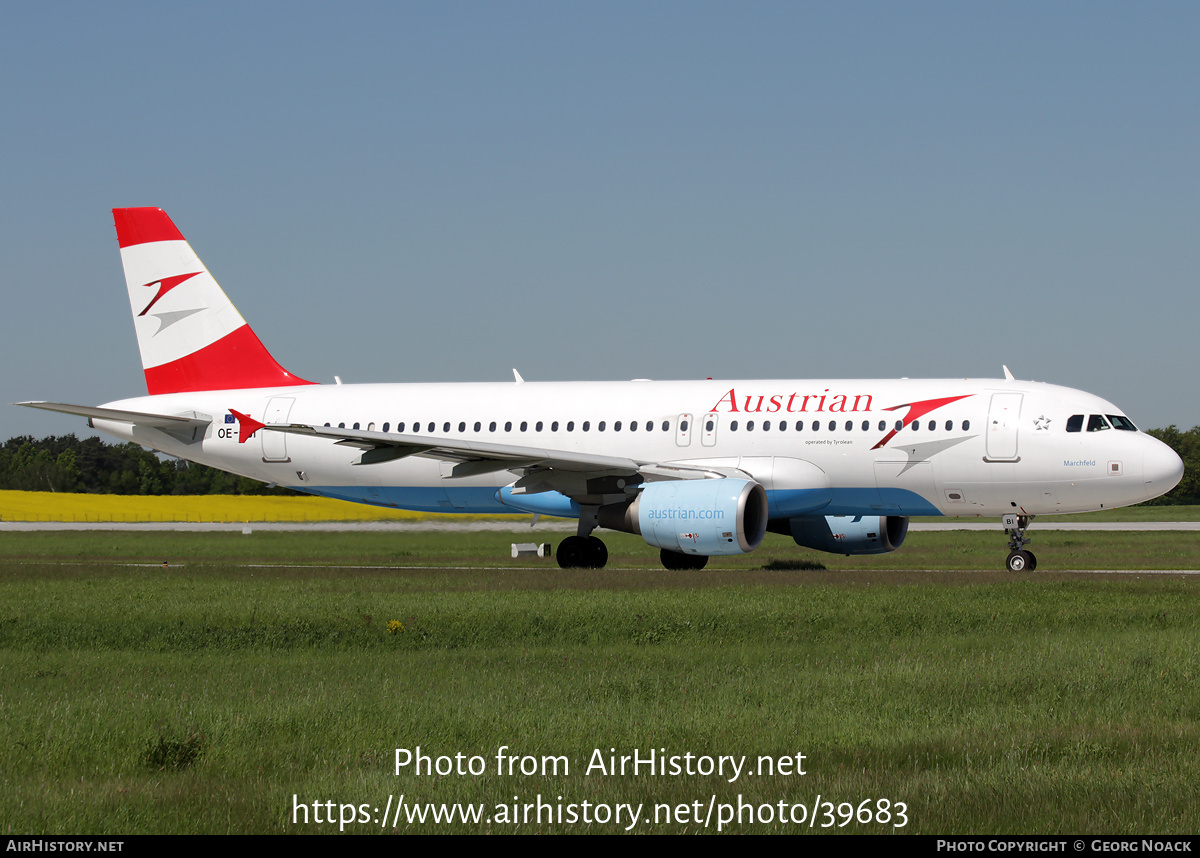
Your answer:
[599,478,768,556]
[785,515,908,555]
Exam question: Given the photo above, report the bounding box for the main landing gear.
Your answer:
[555,535,608,569]
[555,538,710,571]
[1003,514,1037,572]
[554,507,711,571]
[659,549,708,571]
[557,506,610,569]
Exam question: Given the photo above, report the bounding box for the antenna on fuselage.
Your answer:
[1002,365,1015,381]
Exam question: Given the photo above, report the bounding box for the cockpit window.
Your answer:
[1087,414,1111,432]
[1066,414,1084,433]
[1107,414,1137,431]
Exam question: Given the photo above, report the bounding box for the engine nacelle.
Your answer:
[786,515,908,555]
[599,478,768,556]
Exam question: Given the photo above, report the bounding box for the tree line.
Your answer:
[0,434,290,495]
[0,429,1196,503]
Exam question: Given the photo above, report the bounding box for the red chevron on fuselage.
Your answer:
[871,394,974,449]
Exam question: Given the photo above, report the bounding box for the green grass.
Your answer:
[0,527,1197,570]
[2,531,1199,834]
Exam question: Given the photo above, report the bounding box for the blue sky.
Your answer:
[3,2,1198,441]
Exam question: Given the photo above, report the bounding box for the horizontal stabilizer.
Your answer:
[15,401,211,430]
[15,401,212,443]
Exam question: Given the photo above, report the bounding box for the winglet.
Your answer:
[229,409,265,443]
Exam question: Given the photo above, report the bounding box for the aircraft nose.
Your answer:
[1142,437,1185,500]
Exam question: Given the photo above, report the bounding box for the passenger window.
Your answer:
[1087,415,1110,432]
[459,422,466,432]
[927,420,935,430]
[427,422,435,433]
[489,422,497,432]
[845,421,852,431]
[796,421,804,431]
[535,421,543,432]
[382,423,389,432]
[630,421,637,432]
[862,421,870,431]
[812,421,820,431]
[474,422,481,432]
[582,422,590,432]
[945,420,952,431]
[353,423,360,430]
[505,421,512,432]
[705,420,714,431]
[878,421,886,431]
[661,421,669,432]
[598,421,606,432]
[443,422,451,433]
[963,420,970,431]
[567,421,574,432]
[894,420,903,431]
[551,421,558,431]
[762,420,770,431]
[397,422,405,432]
[614,421,622,431]
[747,421,754,431]
[520,421,527,432]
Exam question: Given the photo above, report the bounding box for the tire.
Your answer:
[556,536,589,569]
[660,549,708,571]
[585,536,608,569]
[1006,550,1032,572]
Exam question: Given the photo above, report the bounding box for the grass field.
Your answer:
[2,529,1198,835]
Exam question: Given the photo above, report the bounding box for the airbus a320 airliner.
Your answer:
[19,209,1184,571]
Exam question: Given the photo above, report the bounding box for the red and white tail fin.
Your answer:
[113,207,313,394]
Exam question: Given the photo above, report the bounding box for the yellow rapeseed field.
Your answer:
[0,490,526,523]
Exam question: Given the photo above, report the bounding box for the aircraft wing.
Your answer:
[261,421,729,482]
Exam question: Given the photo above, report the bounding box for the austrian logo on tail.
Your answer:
[138,272,202,317]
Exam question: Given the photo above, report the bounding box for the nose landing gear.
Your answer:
[1003,514,1037,571]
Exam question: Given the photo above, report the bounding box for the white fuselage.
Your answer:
[92,376,1183,521]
